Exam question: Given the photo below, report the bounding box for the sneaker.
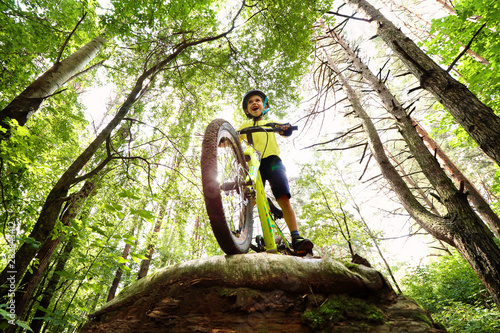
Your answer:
[292,237,314,256]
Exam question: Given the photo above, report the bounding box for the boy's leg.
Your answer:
[261,156,313,253]
[276,195,313,254]
[276,195,298,232]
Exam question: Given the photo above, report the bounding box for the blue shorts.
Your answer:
[259,156,291,199]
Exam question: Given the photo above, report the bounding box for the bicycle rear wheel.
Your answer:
[201,119,253,254]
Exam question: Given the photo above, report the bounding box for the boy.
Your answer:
[239,89,314,255]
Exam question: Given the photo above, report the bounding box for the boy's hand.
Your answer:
[277,123,294,137]
[277,123,290,134]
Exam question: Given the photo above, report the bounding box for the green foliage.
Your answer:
[302,294,385,330]
[402,251,500,332]
[0,304,34,331]
[226,0,333,115]
[0,1,391,332]
[296,159,373,259]
[435,302,500,333]
[403,251,490,310]
[0,91,88,262]
[423,0,500,144]
[425,103,477,149]
[491,166,500,212]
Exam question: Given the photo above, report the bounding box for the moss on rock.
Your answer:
[302,294,385,330]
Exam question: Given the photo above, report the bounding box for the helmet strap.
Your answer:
[261,96,269,116]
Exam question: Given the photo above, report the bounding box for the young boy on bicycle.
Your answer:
[239,89,314,255]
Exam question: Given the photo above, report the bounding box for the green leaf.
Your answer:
[130,254,140,264]
[114,256,128,264]
[18,236,41,249]
[91,225,107,237]
[131,208,155,220]
[54,270,81,281]
[133,253,148,260]
[15,125,30,137]
[103,203,117,212]
[118,189,140,200]
[120,265,132,272]
[14,320,33,332]
[124,235,137,245]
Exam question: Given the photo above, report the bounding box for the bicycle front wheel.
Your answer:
[201,119,253,254]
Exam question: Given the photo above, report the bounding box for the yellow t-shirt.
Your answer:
[238,119,280,159]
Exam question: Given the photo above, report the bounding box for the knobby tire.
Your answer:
[201,119,253,255]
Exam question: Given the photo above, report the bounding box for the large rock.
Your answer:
[82,253,446,332]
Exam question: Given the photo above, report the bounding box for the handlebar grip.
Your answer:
[281,125,297,137]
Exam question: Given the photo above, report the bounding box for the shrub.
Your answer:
[402,251,500,332]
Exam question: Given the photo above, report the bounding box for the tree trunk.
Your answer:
[30,238,75,333]
[344,0,500,167]
[137,151,181,280]
[315,26,500,308]
[412,118,500,239]
[321,17,500,239]
[434,0,455,15]
[10,180,95,327]
[0,34,106,130]
[137,206,166,280]
[107,225,136,302]
[384,148,452,254]
[0,62,162,315]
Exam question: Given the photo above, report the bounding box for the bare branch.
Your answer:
[446,23,487,72]
[56,12,87,63]
[324,10,372,22]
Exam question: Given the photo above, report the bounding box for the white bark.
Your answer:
[29,34,107,99]
[0,34,107,127]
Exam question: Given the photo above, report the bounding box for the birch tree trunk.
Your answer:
[0,22,240,313]
[315,26,500,308]
[343,0,500,167]
[0,34,106,129]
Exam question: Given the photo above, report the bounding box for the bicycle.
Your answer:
[201,118,310,256]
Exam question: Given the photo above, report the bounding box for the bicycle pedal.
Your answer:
[293,249,313,257]
[250,235,265,252]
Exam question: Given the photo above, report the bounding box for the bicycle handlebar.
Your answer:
[238,123,298,136]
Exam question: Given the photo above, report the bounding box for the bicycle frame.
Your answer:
[241,141,292,253]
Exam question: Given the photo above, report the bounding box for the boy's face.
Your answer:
[246,95,264,118]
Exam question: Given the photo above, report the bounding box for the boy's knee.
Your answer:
[276,195,292,207]
[277,194,288,202]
